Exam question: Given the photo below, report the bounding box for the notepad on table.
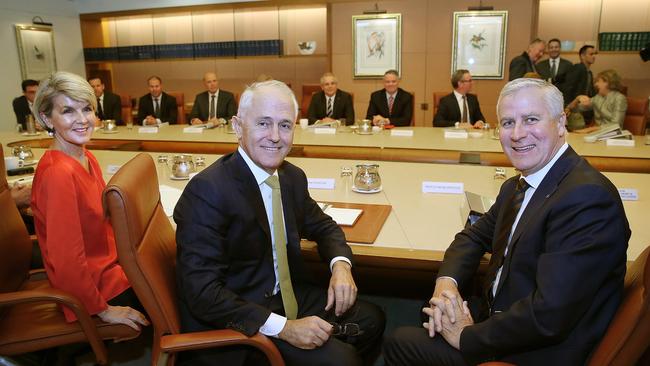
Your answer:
[318,203,363,226]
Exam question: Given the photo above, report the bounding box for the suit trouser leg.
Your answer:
[383,326,469,366]
[269,283,385,366]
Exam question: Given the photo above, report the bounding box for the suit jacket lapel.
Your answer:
[231,151,271,239]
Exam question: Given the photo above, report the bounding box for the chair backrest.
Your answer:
[410,92,415,126]
[301,84,321,119]
[103,153,180,341]
[432,92,447,116]
[587,245,650,366]
[167,92,186,124]
[623,96,649,135]
[120,94,133,125]
[0,147,32,298]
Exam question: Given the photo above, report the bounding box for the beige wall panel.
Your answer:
[153,12,193,44]
[600,0,650,32]
[102,18,118,47]
[191,10,236,43]
[234,7,279,41]
[538,0,600,45]
[114,15,154,46]
[280,5,327,56]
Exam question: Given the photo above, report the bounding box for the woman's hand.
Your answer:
[98,305,149,331]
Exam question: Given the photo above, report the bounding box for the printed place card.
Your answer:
[106,165,122,174]
[314,128,337,135]
[422,181,464,194]
[618,188,638,201]
[444,130,468,139]
[138,127,159,133]
[391,129,414,137]
[183,127,204,133]
[606,139,635,147]
[307,178,336,190]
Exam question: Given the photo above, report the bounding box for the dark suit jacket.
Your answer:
[174,150,352,338]
[12,95,31,130]
[136,92,177,124]
[536,57,572,85]
[99,91,123,123]
[307,89,355,125]
[189,90,237,122]
[366,88,413,127]
[438,147,629,365]
[560,63,596,106]
[508,51,536,81]
[433,93,485,127]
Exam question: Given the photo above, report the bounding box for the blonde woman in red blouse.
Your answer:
[31,71,148,330]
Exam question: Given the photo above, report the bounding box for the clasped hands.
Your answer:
[279,261,357,349]
[422,278,474,350]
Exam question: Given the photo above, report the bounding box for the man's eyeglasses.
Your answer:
[329,322,364,336]
[460,79,473,83]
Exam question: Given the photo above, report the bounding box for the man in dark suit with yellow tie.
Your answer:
[88,76,123,124]
[384,78,629,366]
[433,70,486,128]
[189,72,237,125]
[366,70,413,127]
[137,75,177,125]
[174,80,384,366]
[307,72,355,125]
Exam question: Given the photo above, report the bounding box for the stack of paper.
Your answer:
[318,202,363,226]
[583,124,632,142]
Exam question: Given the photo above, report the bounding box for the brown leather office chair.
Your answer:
[103,153,284,366]
[166,92,186,124]
[120,94,133,126]
[480,245,650,366]
[301,84,321,120]
[0,148,139,365]
[432,91,447,117]
[624,96,649,135]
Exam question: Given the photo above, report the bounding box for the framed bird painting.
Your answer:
[451,11,507,79]
[15,24,58,80]
[352,13,401,79]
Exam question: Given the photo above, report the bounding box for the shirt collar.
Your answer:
[385,90,397,99]
[238,146,276,186]
[152,94,161,101]
[521,142,568,189]
[209,90,219,98]
[453,90,465,100]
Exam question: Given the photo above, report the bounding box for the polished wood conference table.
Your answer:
[3,125,649,173]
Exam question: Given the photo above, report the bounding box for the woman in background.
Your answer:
[31,71,148,330]
[567,69,627,130]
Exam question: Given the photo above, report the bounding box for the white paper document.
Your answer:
[308,178,336,190]
[159,185,183,216]
[318,203,363,226]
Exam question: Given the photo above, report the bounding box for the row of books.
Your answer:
[84,40,283,61]
[598,32,650,52]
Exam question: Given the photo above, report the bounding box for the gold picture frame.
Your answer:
[352,13,401,79]
[15,24,58,80]
[451,11,508,79]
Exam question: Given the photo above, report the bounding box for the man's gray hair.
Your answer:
[33,71,97,131]
[497,78,564,120]
[238,80,299,121]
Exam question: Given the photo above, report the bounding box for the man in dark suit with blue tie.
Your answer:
[189,72,237,125]
[174,80,384,366]
[366,70,413,127]
[433,70,486,128]
[137,76,177,125]
[384,78,629,366]
[307,73,355,125]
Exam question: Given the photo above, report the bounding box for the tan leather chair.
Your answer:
[432,91,447,117]
[0,147,139,365]
[167,92,185,125]
[103,153,284,366]
[480,245,650,366]
[120,94,133,126]
[301,84,321,120]
[624,96,649,135]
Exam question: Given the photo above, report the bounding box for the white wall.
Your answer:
[0,0,86,131]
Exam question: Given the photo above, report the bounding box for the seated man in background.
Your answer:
[433,70,485,128]
[384,78,629,366]
[366,70,413,127]
[137,75,177,125]
[12,79,39,131]
[307,72,355,125]
[174,80,385,366]
[508,38,545,81]
[189,72,237,125]
[88,76,123,124]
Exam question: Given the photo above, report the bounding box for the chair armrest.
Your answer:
[28,268,47,280]
[160,329,283,366]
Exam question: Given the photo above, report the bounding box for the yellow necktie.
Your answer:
[265,175,298,319]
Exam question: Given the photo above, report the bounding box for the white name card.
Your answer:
[618,188,639,201]
[422,181,464,194]
[307,178,336,190]
[138,127,159,133]
[183,127,204,133]
[444,130,468,139]
[606,139,635,147]
[314,128,337,135]
[106,165,122,174]
[391,129,414,137]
